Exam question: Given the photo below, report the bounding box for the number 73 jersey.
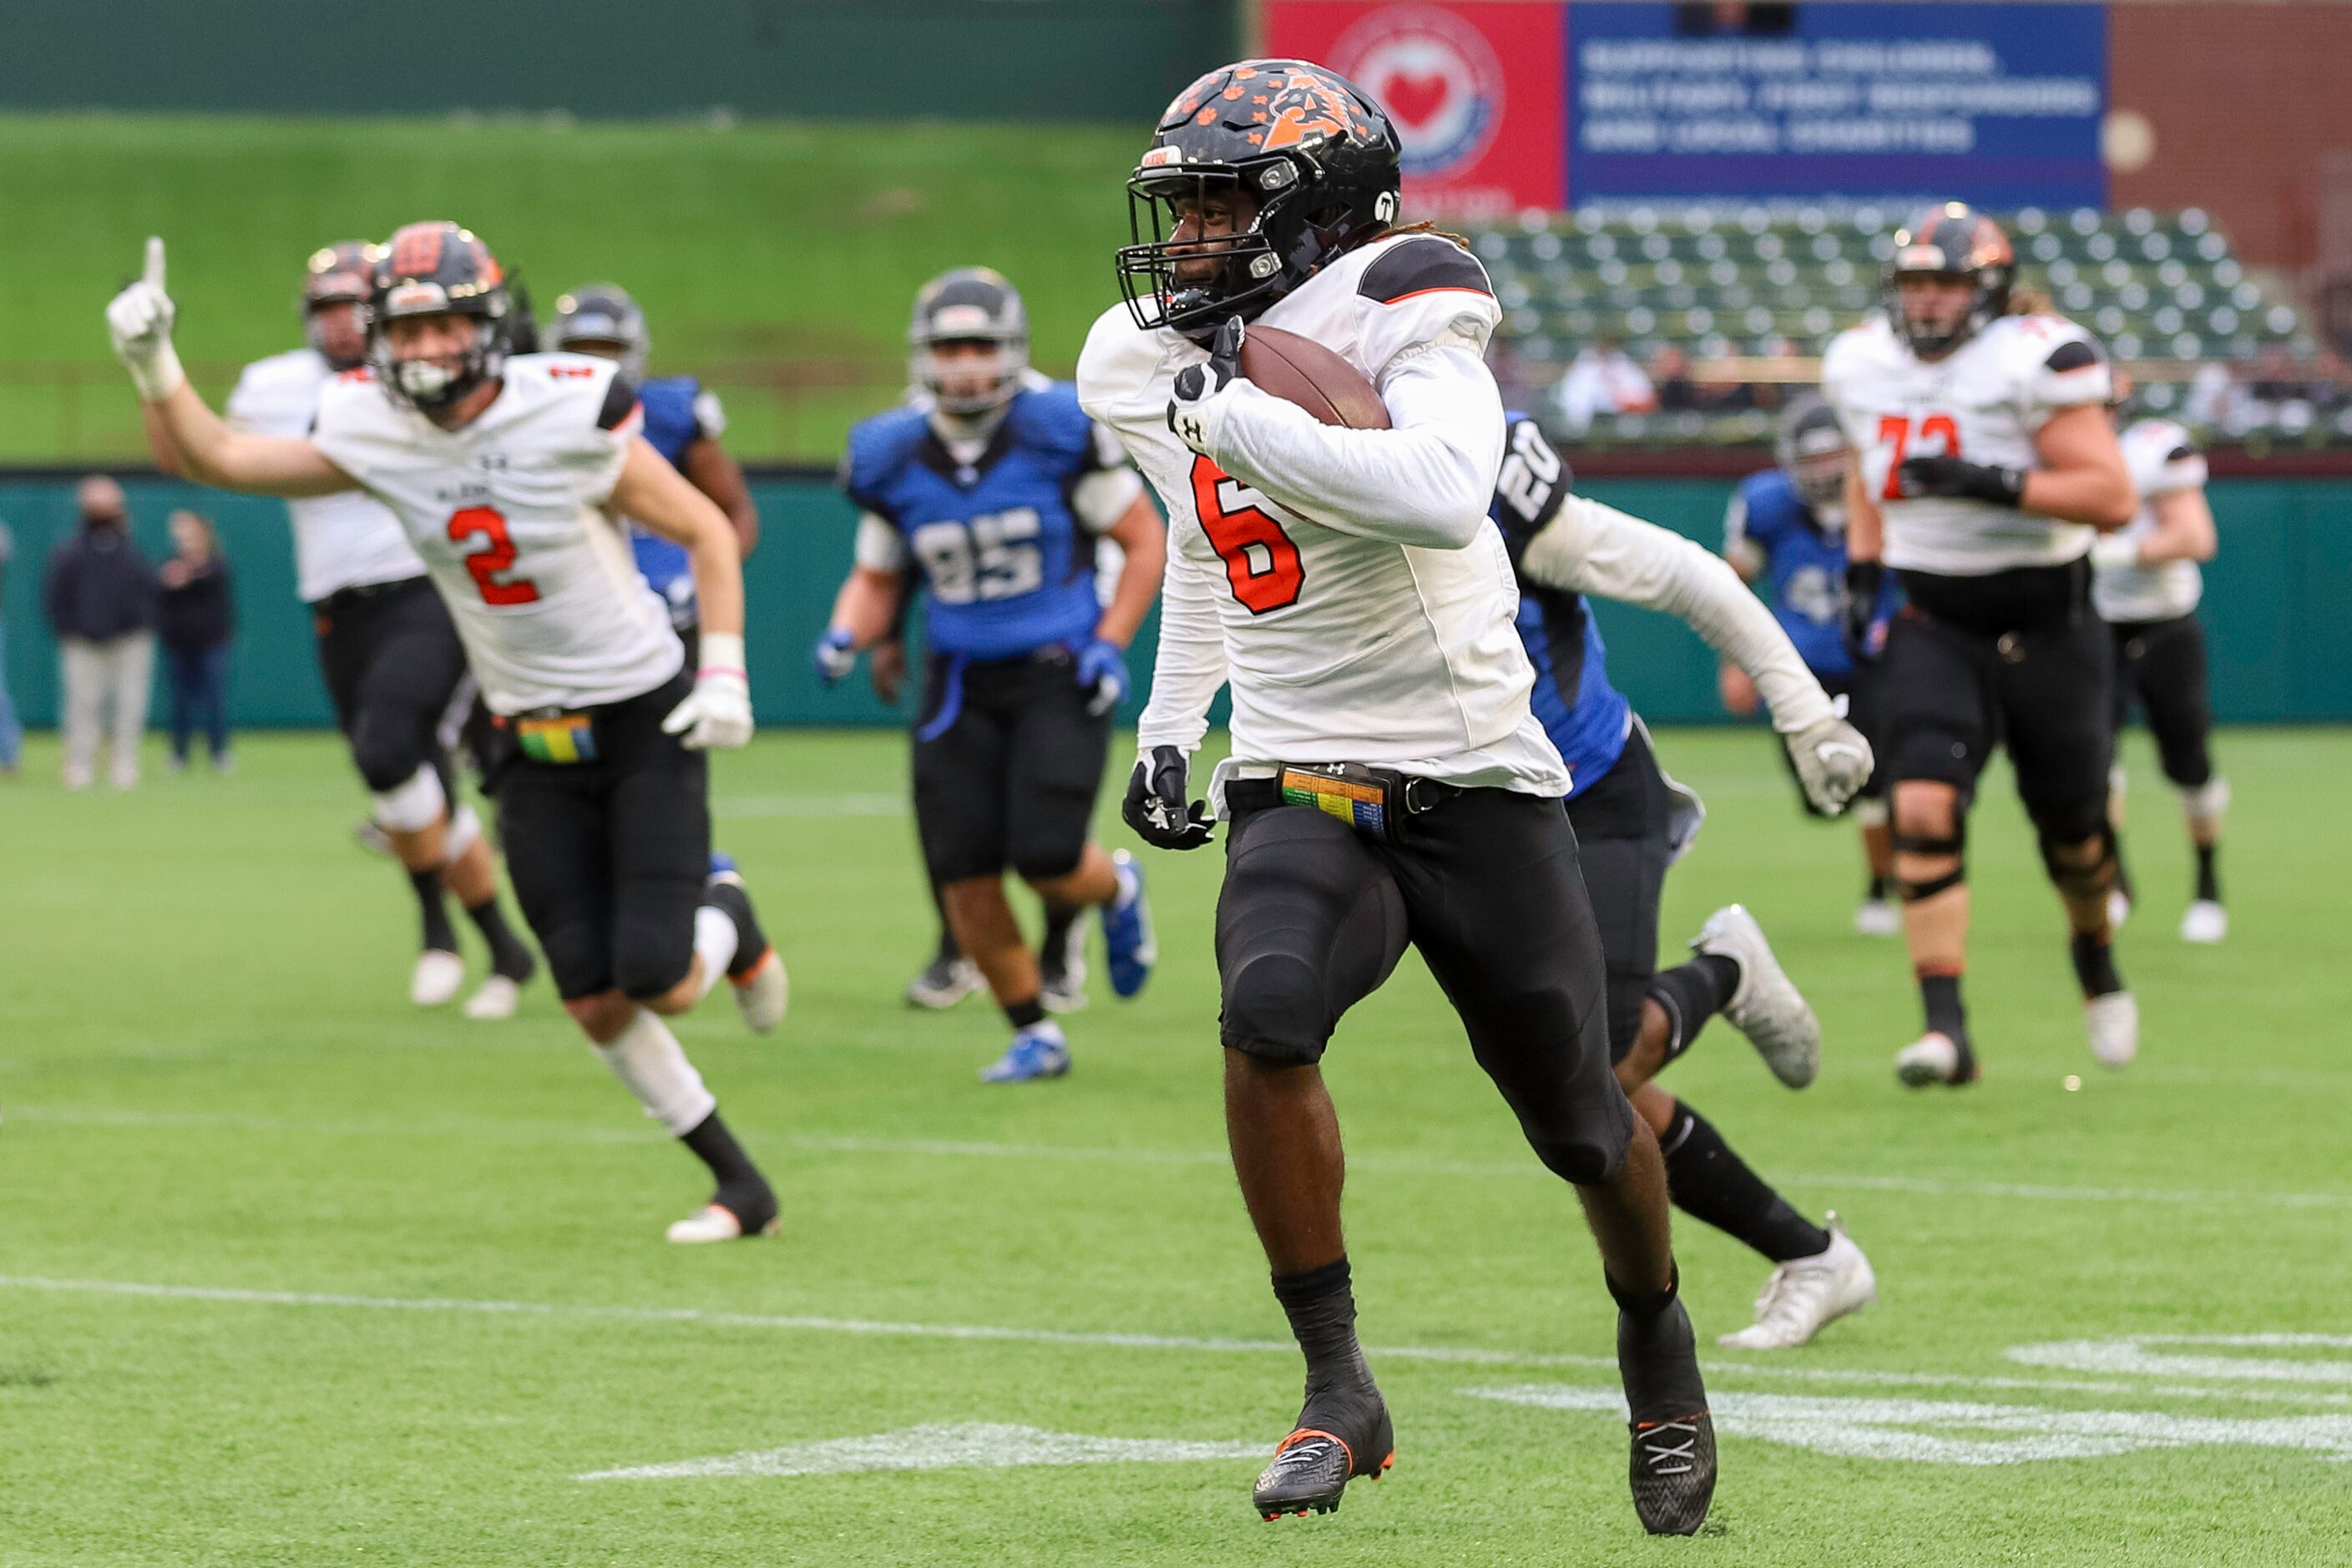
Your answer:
[311,352,683,715]
[1821,311,2111,575]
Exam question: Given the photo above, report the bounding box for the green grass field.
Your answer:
[0,114,1136,463]
[4,726,2350,1565]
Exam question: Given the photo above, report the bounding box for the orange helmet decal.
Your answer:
[388,222,445,279]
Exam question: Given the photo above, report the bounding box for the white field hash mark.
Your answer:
[4,1276,2352,1411]
[15,1105,2352,1213]
[577,1423,1263,1481]
[1467,1385,2352,1466]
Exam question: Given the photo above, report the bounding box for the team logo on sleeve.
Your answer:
[1330,8,1502,178]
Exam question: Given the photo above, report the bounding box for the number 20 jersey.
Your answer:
[310,352,682,716]
[1821,311,2112,576]
[1078,233,1566,797]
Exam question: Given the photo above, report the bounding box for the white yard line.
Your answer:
[14,1105,2351,1211]
[577,1423,1264,1482]
[2,1274,2347,1409]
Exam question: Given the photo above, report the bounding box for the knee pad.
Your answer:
[370,764,448,834]
[1525,1093,1634,1187]
[352,717,432,797]
[1891,827,1966,903]
[614,923,696,1004]
[1009,847,1085,887]
[2178,776,2230,822]
[441,802,483,865]
[2038,826,2119,901]
[1851,796,1889,829]
[1219,953,1333,1066]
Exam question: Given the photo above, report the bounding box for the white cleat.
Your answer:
[1717,1216,1877,1350]
[2179,900,2228,944]
[1894,1031,1973,1087]
[731,948,789,1034]
[1852,898,1901,938]
[1693,904,1819,1089]
[665,1203,781,1245]
[462,974,520,1020]
[410,948,464,1008]
[2086,990,2138,1067]
[2107,889,2132,931]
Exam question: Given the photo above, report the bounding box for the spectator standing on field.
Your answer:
[158,508,235,772]
[44,476,158,790]
[0,520,23,776]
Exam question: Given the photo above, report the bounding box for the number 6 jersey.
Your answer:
[1078,231,1568,805]
[1821,311,2112,575]
[311,352,683,715]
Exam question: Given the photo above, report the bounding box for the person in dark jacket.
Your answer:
[44,476,158,789]
[158,508,235,771]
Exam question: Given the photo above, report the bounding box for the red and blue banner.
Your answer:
[1262,2,2110,212]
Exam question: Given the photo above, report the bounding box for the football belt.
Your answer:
[514,711,597,765]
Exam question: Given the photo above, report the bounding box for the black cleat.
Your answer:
[1252,1387,1393,1521]
[1618,1295,1715,1535]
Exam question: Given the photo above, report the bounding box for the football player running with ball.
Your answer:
[1495,412,1880,1352]
[817,267,1166,1083]
[2092,397,2228,943]
[1081,62,1714,1535]
[109,225,790,1243]
[1720,396,1902,935]
[154,242,539,1019]
[1823,204,2141,1087]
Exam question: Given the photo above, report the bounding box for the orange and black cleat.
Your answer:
[1251,1392,1394,1521]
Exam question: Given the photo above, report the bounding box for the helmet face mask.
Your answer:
[364,222,513,415]
[549,283,650,383]
[302,240,377,371]
[1884,202,2013,360]
[1776,394,1851,519]
[908,266,1029,416]
[1116,60,1401,344]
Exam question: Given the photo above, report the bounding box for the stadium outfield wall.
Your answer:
[3,468,2348,731]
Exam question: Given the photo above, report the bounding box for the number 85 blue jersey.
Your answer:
[842,381,1131,661]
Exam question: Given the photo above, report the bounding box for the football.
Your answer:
[1240,324,1392,430]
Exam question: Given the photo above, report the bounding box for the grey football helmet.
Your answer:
[1776,394,1851,519]
[548,282,650,383]
[909,266,1029,416]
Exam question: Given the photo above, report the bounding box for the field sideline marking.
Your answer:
[14,1105,2352,1212]
[3,1274,2349,1409]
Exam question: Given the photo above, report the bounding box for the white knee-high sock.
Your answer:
[691,904,739,1003]
[594,1008,716,1136]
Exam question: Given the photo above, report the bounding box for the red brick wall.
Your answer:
[2110,3,2352,268]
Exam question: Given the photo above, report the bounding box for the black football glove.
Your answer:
[1896,454,2026,508]
[1123,744,1216,852]
[1844,559,1887,663]
[1166,316,1246,453]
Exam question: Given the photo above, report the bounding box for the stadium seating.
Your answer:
[1472,206,2339,448]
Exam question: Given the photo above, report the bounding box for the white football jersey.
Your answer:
[1079,232,1568,804]
[226,348,427,602]
[2093,417,2208,624]
[1823,312,2112,575]
[310,353,682,715]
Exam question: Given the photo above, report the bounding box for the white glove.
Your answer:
[662,630,753,751]
[105,237,185,401]
[2089,532,2141,574]
[1786,714,1874,816]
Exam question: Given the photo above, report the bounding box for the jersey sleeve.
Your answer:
[839,417,903,521]
[1352,236,1502,387]
[2021,323,2112,425]
[1070,418,1145,533]
[691,387,726,442]
[2134,422,2208,495]
[1817,327,1874,447]
[853,513,908,572]
[558,366,636,503]
[306,372,387,488]
[225,360,270,432]
[1722,483,1766,577]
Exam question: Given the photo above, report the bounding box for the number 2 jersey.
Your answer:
[309,352,682,715]
[842,374,1141,661]
[1821,311,2112,576]
[1078,232,1568,804]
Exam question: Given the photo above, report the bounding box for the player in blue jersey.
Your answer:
[1722,397,1901,936]
[815,268,1167,1082]
[1495,412,1881,1349]
[546,284,761,652]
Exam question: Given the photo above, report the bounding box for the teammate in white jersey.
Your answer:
[1080,60,1712,1535]
[1823,205,2140,1087]
[2093,405,2226,943]
[162,242,537,1019]
[107,224,789,1244]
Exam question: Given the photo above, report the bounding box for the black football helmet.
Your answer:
[1884,202,2013,359]
[548,282,649,383]
[1116,58,1401,343]
[301,241,377,370]
[1775,394,1850,516]
[908,266,1029,415]
[364,221,517,413]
